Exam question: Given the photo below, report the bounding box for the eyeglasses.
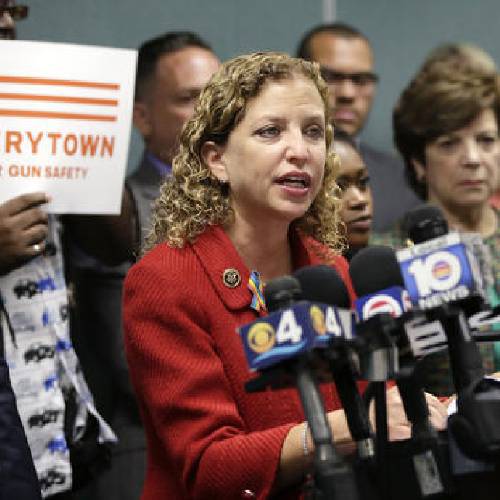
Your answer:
[320,67,379,87]
[0,4,29,20]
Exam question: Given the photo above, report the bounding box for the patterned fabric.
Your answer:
[371,210,500,396]
[0,217,116,498]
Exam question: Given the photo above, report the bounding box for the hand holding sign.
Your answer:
[0,191,50,275]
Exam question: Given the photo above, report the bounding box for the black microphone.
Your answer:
[350,246,449,498]
[403,205,500,460]
[263,275,359,500]
[403,203,449,245]
[349,246,402,383]
[401,203,492,318]
[294,265,375,462]
[350,247,438,440]
[402,204,486,390]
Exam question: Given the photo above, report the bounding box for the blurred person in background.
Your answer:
[297,22,420,231]
[64,31,220,500]
[417,44,500,210]
[333,131,373,260]
[372,43,500,396]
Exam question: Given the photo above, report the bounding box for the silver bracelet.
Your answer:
[301,422,310,457]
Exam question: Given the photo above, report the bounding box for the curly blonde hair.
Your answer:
[145,51,345,254]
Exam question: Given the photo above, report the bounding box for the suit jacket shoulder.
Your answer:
[126,154,164,248]
[359,141,421,232]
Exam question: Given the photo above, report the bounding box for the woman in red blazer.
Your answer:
[123,52,447,499]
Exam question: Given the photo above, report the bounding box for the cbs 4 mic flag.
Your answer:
[238,301,354,371]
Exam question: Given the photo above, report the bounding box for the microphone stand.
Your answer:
[392,311,450,498]
[373,381,390,500]
[358,312,451,499]
[431,303,484,390]
[356,313,398,500]
[395,368,450,498]
[245,354,359,499]
[294,353,359,500]
[430,303,500,460]
[325,344,375,463]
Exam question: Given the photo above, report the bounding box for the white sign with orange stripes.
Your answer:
[0,40,136,214]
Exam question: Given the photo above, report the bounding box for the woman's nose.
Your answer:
[286,132,309,164]
[463,139,481,166]
[345,186,368,207]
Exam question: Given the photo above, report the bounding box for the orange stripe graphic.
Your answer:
[0,109,117,122]
[0,93,118,106]
[0,76,119,90]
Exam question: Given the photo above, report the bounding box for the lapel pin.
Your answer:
[222,268,241,288]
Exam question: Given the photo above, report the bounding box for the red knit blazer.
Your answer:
[123,226,354,499]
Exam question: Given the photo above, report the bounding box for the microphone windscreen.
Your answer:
[294,265,351,309]
[403,203,448,243]
[264,275,302,312]
[349,245,405,297]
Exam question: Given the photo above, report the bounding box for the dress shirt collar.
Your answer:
[146,151,172,177]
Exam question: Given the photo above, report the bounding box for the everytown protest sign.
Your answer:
[0,40,136,214]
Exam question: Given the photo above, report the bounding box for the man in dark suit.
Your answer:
[67,32,220,500]
[129,32,220,242]
[297,22,420,231]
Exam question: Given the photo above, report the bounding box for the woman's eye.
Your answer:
[437,138,458,151]
[357,176,370,190]
[256,126,280,138]
[478,134,498,147]
[176,90,199,104]
[305,125,324,139]
[336,177,348,191]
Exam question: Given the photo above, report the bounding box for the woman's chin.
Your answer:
[348,237,370,249]
[446,196,490,210]
[273,201,312,224]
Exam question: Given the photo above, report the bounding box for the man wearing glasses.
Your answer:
[0,0,27,39]
[297,22,420,231]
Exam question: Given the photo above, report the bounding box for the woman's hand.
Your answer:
[371,385,448,441]
[277,385,449,492]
